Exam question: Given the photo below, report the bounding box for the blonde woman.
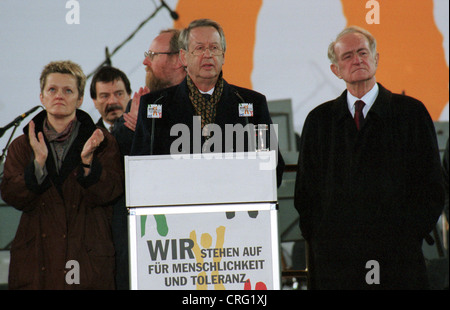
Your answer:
[1,61,124,289]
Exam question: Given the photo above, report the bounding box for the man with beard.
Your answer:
[106,29,187,156]
[143,28,186,92]
[88,29,186,289]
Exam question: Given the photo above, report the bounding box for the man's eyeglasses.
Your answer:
[189,45,224,56]
[144,50,178,59]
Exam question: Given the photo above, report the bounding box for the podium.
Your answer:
[125,151,281,290]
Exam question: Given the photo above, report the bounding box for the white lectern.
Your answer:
[125,151,280,290]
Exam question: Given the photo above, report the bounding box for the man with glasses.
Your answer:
[131,19,284,186]
[88,29,186,290]
[143,28,186,92]
[92,29,186,156]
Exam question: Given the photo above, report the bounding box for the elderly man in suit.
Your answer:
[131,19,284,186]
[294,26,444,289]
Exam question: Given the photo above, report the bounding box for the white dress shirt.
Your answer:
[347,83,379,118]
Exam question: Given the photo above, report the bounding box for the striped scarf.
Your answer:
[43,117,77,165]
[187,73,224,129]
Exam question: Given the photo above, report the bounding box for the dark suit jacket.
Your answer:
[96,106,133,290]
[131,77,285,186]
[294,83,444,289]
[96,100,134,157]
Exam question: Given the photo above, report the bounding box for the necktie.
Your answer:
[202,94,211,101]
[354,100,365,130]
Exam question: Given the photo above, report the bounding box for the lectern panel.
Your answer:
[128,203,280,290]
[125,152,277,207]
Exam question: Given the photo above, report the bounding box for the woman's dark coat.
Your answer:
[1,109,124,289]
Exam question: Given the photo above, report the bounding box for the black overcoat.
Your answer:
[294,84,444,289]
[130,77,285,186]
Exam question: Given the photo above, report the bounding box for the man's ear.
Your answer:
[330,63,342,79]
[179,49,187,67]
[174,51,185,69]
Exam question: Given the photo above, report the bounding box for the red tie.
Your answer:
[354,100,365,130]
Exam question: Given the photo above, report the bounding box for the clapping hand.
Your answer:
[81,128,104,167]
[124,86,149,132]
[28,120,48,168]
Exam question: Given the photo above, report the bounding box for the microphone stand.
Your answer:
[0,119,21,165]
[86,3,167,79]
[0,123,19,252]
[1,106,42,165]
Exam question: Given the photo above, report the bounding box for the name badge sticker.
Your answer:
[147,104,162,118]
[238,103,253,117]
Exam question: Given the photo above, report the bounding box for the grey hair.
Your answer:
[178,19,226,53]
[327,26,377,64]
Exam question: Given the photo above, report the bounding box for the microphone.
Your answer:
[150,94,165,155]
[0,106,41,138]
[234,90,249,126]
[234,90,254,152]
[160,0,179,20]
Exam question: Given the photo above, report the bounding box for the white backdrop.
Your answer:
[0,0,448,155]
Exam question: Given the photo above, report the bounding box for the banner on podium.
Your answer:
[129,204,280,290]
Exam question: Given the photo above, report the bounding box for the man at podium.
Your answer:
[130,19,284,186]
